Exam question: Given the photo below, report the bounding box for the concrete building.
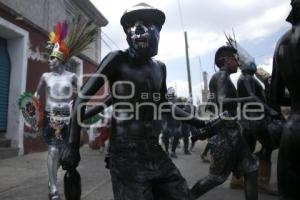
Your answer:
[0,0,108,158]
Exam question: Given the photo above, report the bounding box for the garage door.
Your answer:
[0,37,11,132]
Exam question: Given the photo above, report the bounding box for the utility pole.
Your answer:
[184,31,192,98]
[202,71,209,103]
[198,56,203,84]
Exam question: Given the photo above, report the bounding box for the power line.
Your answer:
[101,37,113,51]
[177,0,185,31]
[102,30,121,49]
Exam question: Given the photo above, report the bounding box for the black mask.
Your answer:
[126,21,160,58]
[287,0,300,25]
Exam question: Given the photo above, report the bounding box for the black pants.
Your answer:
[191,123,258,200]
[240,120,273,162]
[109,147,191,200]
[181,125,190,152]
[278,114,300,200]
[162,128,181,153]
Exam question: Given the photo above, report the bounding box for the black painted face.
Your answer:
[126,21,160,58]
[227,54,239,73]
[292,1,300,23]
[287,0,300,25]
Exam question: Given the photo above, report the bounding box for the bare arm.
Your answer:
[72,74,78,95]
[69,74,78,106]
[34,74,46,99]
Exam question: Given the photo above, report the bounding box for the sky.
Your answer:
[90,0,291,103]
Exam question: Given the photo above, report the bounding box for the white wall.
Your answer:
[0,17,29,155]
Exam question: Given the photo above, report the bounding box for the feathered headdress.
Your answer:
[48,16,99,62]
[225,32,257,72]
[48,21,69,60]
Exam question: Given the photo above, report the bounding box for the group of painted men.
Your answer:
[35,1,300,200]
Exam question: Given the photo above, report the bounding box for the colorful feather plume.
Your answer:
[49,16,99,61]
[48,17,99,62]
[48,21,69,59]
[48,21,68,43]
[60,21,68,41]
[65,16,99,61]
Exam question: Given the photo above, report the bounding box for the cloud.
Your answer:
[236,3,290,40]
[91,0,290,91]
[93,0,290,61]
[257,57,273,74]
[158,0,290,61]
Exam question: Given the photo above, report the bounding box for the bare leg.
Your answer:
[48,145,61,199]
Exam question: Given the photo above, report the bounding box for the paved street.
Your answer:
[0,141,279,200]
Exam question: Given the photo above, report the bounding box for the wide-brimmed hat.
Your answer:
[120,3,165,30]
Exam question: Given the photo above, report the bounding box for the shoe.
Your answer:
[48,192,60,200]
[170,152,178,158]
[201,154,210,163]
[184,150,191,155]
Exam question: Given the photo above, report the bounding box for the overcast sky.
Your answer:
[90,0,291,103]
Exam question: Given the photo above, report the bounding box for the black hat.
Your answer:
[215,46,237,68]
[120,3,165,30]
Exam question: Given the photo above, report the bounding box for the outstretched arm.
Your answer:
[61,51,119,170]
[191,112,228,141]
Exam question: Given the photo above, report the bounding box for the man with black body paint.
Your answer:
[191,46,258,200]
[161,87,182,158]
[237,63,277,194]
[270,0,300,199]
[60,3,218,200]
[180,97,195,155]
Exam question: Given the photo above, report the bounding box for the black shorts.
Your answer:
[109,150,192,200]
[209,122,258,178]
